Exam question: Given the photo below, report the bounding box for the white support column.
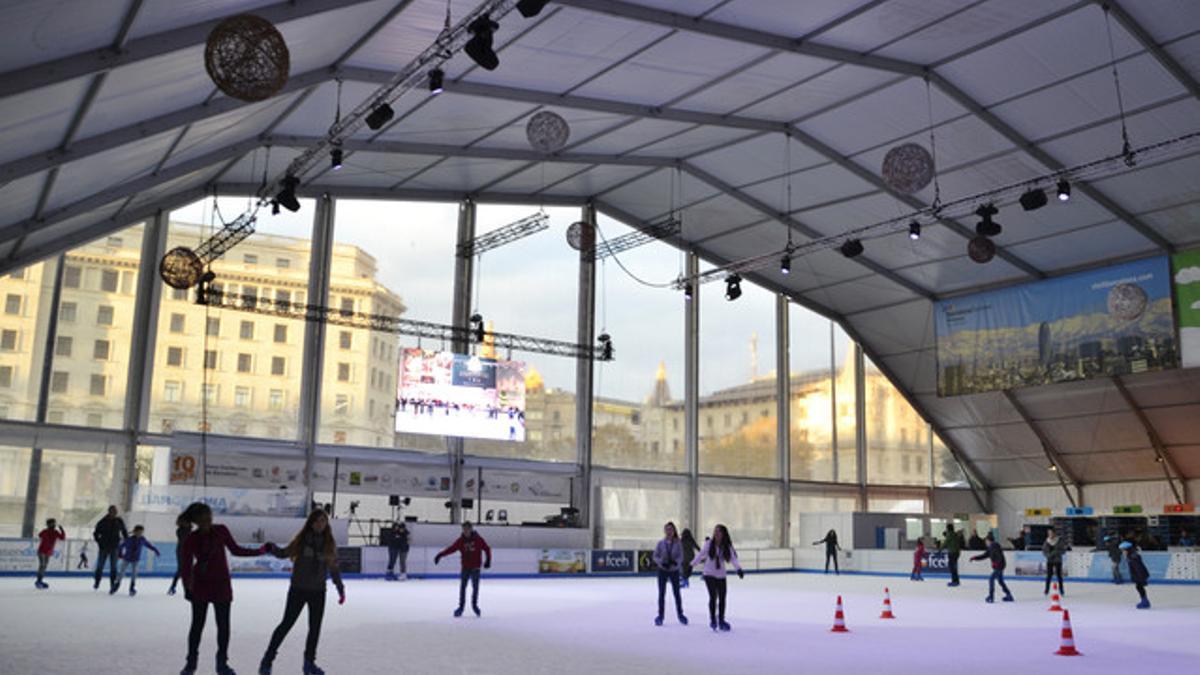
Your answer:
[684,252,700,530]
[574,203,597,527]
[299,195,335,514]
[776,293,790,547]
[854,342,868,511]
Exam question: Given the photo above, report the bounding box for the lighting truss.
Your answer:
[675,129,1200,289]
[594,217,680,260]
[459,212,549,257]
[197,287,612,362]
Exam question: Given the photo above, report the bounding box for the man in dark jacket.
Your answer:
[92,505,128,592]
[1105,534,1123,584]
[970,533,1013,603]
[941,524,963,587]
[1042,529,1067,596]
[435,522,491,617]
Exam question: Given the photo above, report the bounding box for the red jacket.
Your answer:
[438,533,491,570]
[913,542,926,567]
[180,525,264,603]
[37,527,65,556]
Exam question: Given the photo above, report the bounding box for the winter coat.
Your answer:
[93,516,128,549]
[971,541,1006,570]
[118,535,161,563]
[37,527,65,556]
[175,525,191,562]
[1127,550,1150,585]
[692,541,742,579]
[273,531,344,593]
[942,530,962,555]
[437,533,491,570]
[913,542,926,567]
[816,533,840,552]
[181,525,264,603]
[1106,538,1123,563]
[681,536,700,566]
[653,537,684,572]
[1042,537,1066,564]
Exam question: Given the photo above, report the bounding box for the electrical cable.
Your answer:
[1103,4,1135,165]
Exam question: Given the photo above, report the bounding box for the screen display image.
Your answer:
[396,349,527,441]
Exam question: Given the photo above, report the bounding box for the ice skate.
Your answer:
[709,619,718,631]
[719,621,731,632]
[454,607,464,618]
[985,596,994,603]
[472,604,481,617]
[399,573,408,581]
[257,661,271,675]
[303,661,325,675]
[168,586,176,596]
[215,663,236,675]
[654,615,664,626]
[385,572,396,581]
[1002,595,1014,602]
[129,587,137,596]
[1137,599,1151,609]
[677,612,688,625]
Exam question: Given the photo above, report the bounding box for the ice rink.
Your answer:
[2,572,1198,674]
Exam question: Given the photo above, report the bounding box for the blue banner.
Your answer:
[935,257,1177,396]
[590,549,635,573]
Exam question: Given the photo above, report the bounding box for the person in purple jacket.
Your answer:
[692,524,743,632]
[114,524,160,596]
[652,521,688,627]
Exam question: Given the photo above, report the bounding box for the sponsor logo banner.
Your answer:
[590,549,635,573]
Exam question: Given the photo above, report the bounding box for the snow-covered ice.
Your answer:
[2,573,1198,674]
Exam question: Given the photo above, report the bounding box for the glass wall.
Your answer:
[0,446,30,535]
[833,325,857,484]
[32,447,121,530]
[698,275,778,478]
[699,480,780,548]
[789,488,858,545]
[864,354,932,486]
[0,261,53,423]
[591,214,685,472]
[933,435,969,487]
[788,305,834,482]
[597,473,687,549]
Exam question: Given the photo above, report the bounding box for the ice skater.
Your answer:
[680,528,700,589]
[434,521,491,617]
[1121,541,1151,609]
[813,529,841,574]
[941,523,962,586]
[651,521,688,626]
[1042,529,1066,596]
[169,513,193,596]
[259,509,346,675]
[179,502,269,675]
[692,524,743,632]
[77,542,89,570]
[1104,533,1123,584]
[35,518,65,589]
[385,521,410,581]
[970,533,1013,603]
[911,537,925,581]
[113,524,160,596]
[92,504,128,592]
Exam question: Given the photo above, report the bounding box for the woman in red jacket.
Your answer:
[179,502,268,675]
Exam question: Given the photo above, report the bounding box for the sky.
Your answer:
[171,196,846,402]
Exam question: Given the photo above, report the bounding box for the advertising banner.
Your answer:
[590,549,636,573]
[168,451,304,489]
[310,460,451,497]
[924,550,948,570]
[171,450,453,497]
[1173,249,1200,367]
[935,257,1177,396]
[476,470,571,504]
[538,549,586,574]
[637,549,657,573]
[0,538,67,572]
[133,484,306,517]
[1013,551,1047,576]
[397,349,527,442]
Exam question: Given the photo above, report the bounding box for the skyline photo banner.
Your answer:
[1173,248,1200,368]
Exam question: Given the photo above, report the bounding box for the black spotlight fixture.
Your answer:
[429,68,445,95]
[780,252,791,275]
[276,175,301,213]
[725,274,742,301]
[1019,188,1048,211]
[464,14,501,71]
[839,239,864,259]
[270,200,280,216]
[974,203,1001,237]
[469,313,485,343]
[516,0,550,18]
[330,146,344,171]
[683,282,693,301]
[1057,179,1071,202]
[908,221,921,240]
[598,332,613,361]
[365,102,394,130]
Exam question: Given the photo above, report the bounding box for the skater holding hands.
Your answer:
[652,521,687,626]
[692,524,742,632]
[35,518,65,589]
[434,521,491,617]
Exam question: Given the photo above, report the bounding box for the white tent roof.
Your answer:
[1,0,1198,490]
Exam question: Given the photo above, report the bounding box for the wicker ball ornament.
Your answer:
[526,111,570,152]
[967,236,996,264]
[881,143,935,194]
[160,246,204,289]
[205,14,290,102]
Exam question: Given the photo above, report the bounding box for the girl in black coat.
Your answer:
[1121,541,1151,609]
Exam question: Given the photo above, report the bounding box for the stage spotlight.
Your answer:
[429,68,445,95]
[469,313,485,343]
[908,221,921,240]
[464,14,500,71]
[974,203,1001,237]
[365,103,394,130]
[330,146,343,171]
[271,200,280,216]
[598,332,613,361]
[780,253,791,275]
[517,0,550,17]
[839,239,863,259]
[683,282,693,301]
[1057,180,1071,202]
[1019,188,1048,211]
[276,176,301,213]
[725,274,742,301]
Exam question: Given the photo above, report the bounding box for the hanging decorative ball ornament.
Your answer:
[526,111,570,153]
[566,220,590,251]
[159,246,204,290]
[881,143,935,194]
[205,14,290,102]
[967,236,996,264]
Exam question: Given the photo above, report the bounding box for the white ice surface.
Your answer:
[2,573,1199,674]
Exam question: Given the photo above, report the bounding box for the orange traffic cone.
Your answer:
[880,587,896,619]
[1048,582,1063,612]
[1054,609,1082,656]
[831,595,850,632]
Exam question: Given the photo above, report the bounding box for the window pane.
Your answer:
[598,474,687,549]
[699,275,778,478]
[592,216,684,472]
[0,261,53,421]
[789,489,858,545]
[0,446,30,535]
[834,325,857,484]
[699,480,780,548]
[869,493,928,514]
[789,306,834,482]
[934,434,969,488]
[33,448,120,531]
[865,354,934,487]
[148,196,313,440]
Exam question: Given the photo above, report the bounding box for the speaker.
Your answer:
[389,495,401,506]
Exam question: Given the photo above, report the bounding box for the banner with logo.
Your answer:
[590,549,635,573]
[1174,249,1200,367]
[310,461,451,497]
[476,470,571,504]
[637,549,657,573]
[133,484,306,517]
[935,257,1177,396]
[1013,551,1047,576]
[0,538,67,572]
[923,550,948,570]
[538,549,586,574]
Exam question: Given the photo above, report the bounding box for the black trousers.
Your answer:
[94,545,118,588]
[1044,561,1065,594]
[948,552,960,584]
[656,569,682,618]
[187,600,231,669]
[387,547,408,574]
[264,588,326,665]
[703,576,728,623]
[825,549,839,573]
[458,568,481,610]
[1135,582,1148,601]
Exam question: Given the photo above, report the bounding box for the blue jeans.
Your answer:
[458,568,481,610]
[988,568,1011,599]
[656,569,682,618]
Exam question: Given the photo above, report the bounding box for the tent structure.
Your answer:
[0,0,1198,506]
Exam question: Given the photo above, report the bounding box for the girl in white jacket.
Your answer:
[692,524,743,632]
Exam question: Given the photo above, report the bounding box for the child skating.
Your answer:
[434,521,491,617]
[691,524,743,631]
[259,510,346,675]
[35,518,65,589]
[970,532,1013,603]
[169,512,193,596]
[1122,540,1151,609]
[911,537,926,581]
[77,542,89,570]
[114,524,160,596]
[652,521,687,626]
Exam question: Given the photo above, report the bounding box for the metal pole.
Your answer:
[448,198,476,524]
[574,202,597,527]
[299,194,335,514]
[854,343,867,511]
[22,255,66,537]
[829,321,838,484]
[776,293,790,547]
[684,252,700,530]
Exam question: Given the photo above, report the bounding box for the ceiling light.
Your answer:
[908,221,921,240]
[974,203,1001,237]
[683,283,693,301]
[1019,188,1048,211]
[839,239,864,259]
[516,0,550,17]
[725,274,742,301]
[365,103,394,131]
[1057,180,1071,202]
[276,176,301,213]
[1048,464,1058,472]
[429,68,444,95]
[464,14,500,71]
[780,253,791,275]
[330,146,343,171]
